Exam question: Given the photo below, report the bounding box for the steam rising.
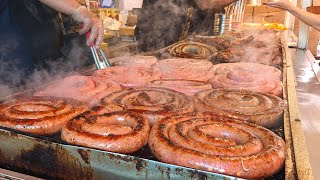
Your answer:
[240,29,282,67]
[0,37,91,98]
[136,0,188,52]
[0,1,283,99]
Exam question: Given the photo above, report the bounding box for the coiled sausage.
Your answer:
[0,96,87,135]
[61,108,150,154]
[148,112,285,179]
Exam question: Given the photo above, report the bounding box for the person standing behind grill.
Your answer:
[0,0,103,88]
[135,0,239,52]
[265,0,320,31]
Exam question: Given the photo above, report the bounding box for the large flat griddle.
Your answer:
[0,33,313,180]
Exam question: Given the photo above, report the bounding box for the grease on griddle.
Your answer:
[135,159,146,172]
[77,149,91,164]
[8,144,93,179]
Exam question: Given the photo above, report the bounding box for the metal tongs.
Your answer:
[81,24,111,69]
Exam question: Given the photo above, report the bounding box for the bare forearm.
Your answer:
[39,0,81,15]
[288,6,320,31]
[39,0,104,48]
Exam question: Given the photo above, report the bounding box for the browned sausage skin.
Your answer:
[93,66,161,88]
[0,96,88,135]
[154,58,214,82]
[101,87,195,125]
[61,107,150,154]
[111,55,158,68]
[195,89,284,128]
[35,75,121,107]
[148,112,285,179]
[211,62,281,80]
[209,70,283,97]
[169,41,217,60]
[146,79,212,96]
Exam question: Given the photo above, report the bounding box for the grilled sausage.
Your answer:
[93,66,161,88]
[169,41,218,60]
[148,112,285,179]
[211,62,281,80]
[61,108,150,154]
[101,87,195,125]
[209,70,283,97]
[0,96,87,135]
[154,58,214,82]
[35,75,121,107]
[111,55,158,68]
[195,89,284,128]
[146,79,212,96]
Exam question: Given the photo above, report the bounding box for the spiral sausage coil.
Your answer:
[148,112,285,179]
[62,107,150,154]
[0,97,87,135]
[101,87,195,125]
[195,89,284,128]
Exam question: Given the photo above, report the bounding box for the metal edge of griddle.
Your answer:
[0,167,44,180]
[0,127,241,180]
[282,34,314,180]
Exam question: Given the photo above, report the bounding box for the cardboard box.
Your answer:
[118,0,143,10]
[119,27,135,36]
[244,5,285,23]
[314,0,320,6]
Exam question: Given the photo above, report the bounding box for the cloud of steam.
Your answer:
[0,36,92,98]
[0,0,94,99]
[25,37,91,87]
[0,33,31,98]
[136,0,188,52]
[239,29,282,68]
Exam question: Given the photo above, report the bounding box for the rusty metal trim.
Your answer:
[0,168,43,180]
[0,127,240,180]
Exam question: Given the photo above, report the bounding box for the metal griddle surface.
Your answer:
[0,31,293,180]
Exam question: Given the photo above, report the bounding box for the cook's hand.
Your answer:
[89,1,100,8]
[72,6,104,48]
[264,0,294,11]
[194,0,239,11]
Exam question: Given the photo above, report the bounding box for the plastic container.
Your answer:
[213,14,233,35]
[99,0,115,8]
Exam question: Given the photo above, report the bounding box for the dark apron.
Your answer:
[135,0,216,52]
[13,0,91,72]
[8,0,63,67]
[0,0,91,87]
[0,0,35,87]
